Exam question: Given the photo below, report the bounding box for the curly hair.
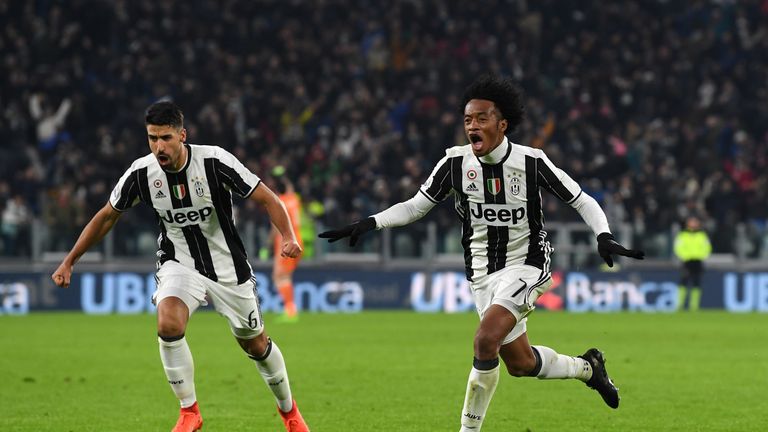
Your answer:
[461,74,525,129]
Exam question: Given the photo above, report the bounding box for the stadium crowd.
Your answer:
[1,0,767,261]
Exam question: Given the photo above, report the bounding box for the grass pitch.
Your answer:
[1,311,766,431]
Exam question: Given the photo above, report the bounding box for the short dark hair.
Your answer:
[145,101,184,129]
[462,74,525,129]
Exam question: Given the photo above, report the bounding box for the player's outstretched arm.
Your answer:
[52,202,122,288]
[596,232,645,267]
[319,190,437,247]
[318,217,376,247]
[250,183,302,258]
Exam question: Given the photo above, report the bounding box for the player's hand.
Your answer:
[597,232,645,267]
[281,240,302,258]
[318,217,376,247]
[51,262,73,288]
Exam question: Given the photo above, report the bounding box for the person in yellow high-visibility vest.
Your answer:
[673,217,712,311]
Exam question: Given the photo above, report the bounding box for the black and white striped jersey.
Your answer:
[420,137,583,281]
[109,144,260,284]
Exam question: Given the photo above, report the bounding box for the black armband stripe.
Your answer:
[566,190,583,205]
[419,189,439,204]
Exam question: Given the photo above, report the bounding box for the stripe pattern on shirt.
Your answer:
[109,144,261,284]
[419,141,574,280]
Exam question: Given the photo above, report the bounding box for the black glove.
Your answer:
[597,232,645,267]
[318,217,377,247]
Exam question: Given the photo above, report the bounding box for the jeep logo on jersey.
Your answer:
[159,207,213,225]
[470,203,525,226]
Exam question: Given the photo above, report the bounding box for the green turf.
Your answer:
[1,311,766,431]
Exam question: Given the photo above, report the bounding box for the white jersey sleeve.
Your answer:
[536,151,610,235]
[535,152,583,204]
[109,164,142,211]
[372,192,436,229]
[420,152,456,203]
[211,147,261,198]
[569,192,611,235]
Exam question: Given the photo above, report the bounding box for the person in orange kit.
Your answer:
[272,166,303,322]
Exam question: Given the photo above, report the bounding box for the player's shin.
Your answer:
[249,338,293,412]
[459,358,500,431]
[530,345,591,381]
[158,335,197,408]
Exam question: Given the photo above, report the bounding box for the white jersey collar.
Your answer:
[478,136,510,165]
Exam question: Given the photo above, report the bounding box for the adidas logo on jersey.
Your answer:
[466,183,478,192]
[155,190,167,199]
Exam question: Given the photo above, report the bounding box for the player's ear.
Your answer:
[179,128,187,143]
[499,118,508,134]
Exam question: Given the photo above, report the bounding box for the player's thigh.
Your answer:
[476,304,517,347]
[154,261,209,314]
[492,266,551,322]
[206,277,265,339]
[491,265,551,345]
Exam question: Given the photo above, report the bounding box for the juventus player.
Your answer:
[52,102,310,432]
[320,75,644,431]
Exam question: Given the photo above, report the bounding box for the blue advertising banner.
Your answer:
[1,268,767,315]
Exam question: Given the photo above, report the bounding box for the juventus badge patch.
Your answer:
[191,177,205,197]
[511,177,521,195]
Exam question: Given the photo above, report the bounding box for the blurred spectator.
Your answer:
[1,193,32,256]
[0,0,765,260]
[43,183,86,251]
[28,93,72,159]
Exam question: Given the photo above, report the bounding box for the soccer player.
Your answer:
[51,101,310,432]
[271,167,303,322]
[319,75,645,431]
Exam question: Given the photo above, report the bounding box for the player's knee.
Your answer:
[473,330,501,359]
[239,332,269,358]
[157,318,186,339]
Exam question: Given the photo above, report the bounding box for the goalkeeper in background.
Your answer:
[271,166,304,322]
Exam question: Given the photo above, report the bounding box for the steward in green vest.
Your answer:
[673,217,712,311]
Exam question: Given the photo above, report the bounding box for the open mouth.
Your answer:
[469,133,484,150]
[157,155,170,164]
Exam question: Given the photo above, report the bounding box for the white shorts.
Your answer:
[153,261,264,339]
[470,264,552,345]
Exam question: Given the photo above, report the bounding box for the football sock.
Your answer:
[459,357,500,431]
[249,338,293,412]
[689,288,701,311]
[531,345,592,382]
[278,281,297,317]
[158,334,197,408]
